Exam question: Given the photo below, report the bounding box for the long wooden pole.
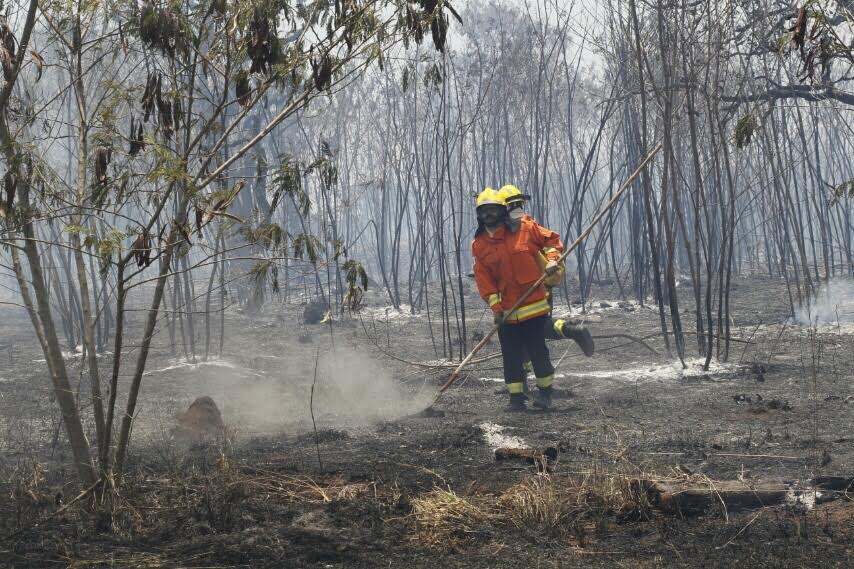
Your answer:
[426,142,663,409]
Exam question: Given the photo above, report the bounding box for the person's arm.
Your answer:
[529,221,563,260]
[472,242,502,312]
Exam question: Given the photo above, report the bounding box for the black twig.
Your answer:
[310,348,323,473]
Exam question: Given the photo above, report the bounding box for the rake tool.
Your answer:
[423,142,663,412]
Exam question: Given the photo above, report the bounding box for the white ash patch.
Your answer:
[562,358,743,383]
[144,358,263,378]
[558,299,659,318]
[0,377,10,383]
[33,345,111,363]
[33,344,83,362]
[786,486,820,511]
[479,373,568,384]
[479,422,528,450]
[798,322,854,334]
[356,304,422,321]
[33,350,81,362]
[424,358,457,366]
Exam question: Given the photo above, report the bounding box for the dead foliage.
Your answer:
[128,116,145,156]
[0,16,17,83]
[783,6,839,83]
[234,70,252,107]
[130,228,153,268]
[138,0,190,60]
[2,168,16,218]
[247,5,281,75]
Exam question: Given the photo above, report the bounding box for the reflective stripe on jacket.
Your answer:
[472,217,563,323]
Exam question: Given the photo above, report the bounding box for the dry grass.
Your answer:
[498,470,648,544]
[410,487,495,548]
[63,549,224,568]
[500,474,573,531]
[409,471,652,550]
[241,468,372,503]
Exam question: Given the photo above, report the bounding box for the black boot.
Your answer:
[505,393,527,413]
[560,321,594,357]
[533,386,553,410]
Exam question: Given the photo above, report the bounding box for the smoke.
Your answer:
[310,348,429,421]
[150,348,427,437]
[794,277,854,325]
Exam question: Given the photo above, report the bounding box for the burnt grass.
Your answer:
[1,275,853,568]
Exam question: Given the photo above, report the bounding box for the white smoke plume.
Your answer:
[794,277,854,325]
[142,347,428,438]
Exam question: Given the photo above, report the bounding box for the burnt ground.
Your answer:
[0,275,853,568]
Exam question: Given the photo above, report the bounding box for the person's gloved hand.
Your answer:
[493,311,504,326]
[544,259,560,276]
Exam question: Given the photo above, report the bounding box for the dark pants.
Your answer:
[522,289,563,367]
[498,315,555,393]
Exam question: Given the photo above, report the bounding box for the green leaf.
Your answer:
[733,114,758,149]
[292,232,322,264]
[332,238,346,261]
[271,154,310,215]
[342,259,369,312]
[830,180,854,205]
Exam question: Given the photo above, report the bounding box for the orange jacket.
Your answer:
[472,217,563,323]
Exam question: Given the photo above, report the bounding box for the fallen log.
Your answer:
[811,476,854,492]
[634,479,789,514]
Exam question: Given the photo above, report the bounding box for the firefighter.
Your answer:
[472,187,562,411]
[498,184,594,358]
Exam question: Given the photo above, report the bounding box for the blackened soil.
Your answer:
[1,276,853,567]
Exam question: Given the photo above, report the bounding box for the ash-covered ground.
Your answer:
[1,275,852,568]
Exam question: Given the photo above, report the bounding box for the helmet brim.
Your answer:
[506,194,532,203]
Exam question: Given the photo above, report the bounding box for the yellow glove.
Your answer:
[544,260,560,276]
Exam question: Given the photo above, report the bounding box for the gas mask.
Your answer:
[476,204,507,228]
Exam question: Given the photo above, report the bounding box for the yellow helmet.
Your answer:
[475,187,505,209]
[499,184,530,206]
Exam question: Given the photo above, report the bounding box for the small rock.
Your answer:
[599,301,612,308]
[825,395,841,402]
[766,399,791,411]
[845,395,854,404]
